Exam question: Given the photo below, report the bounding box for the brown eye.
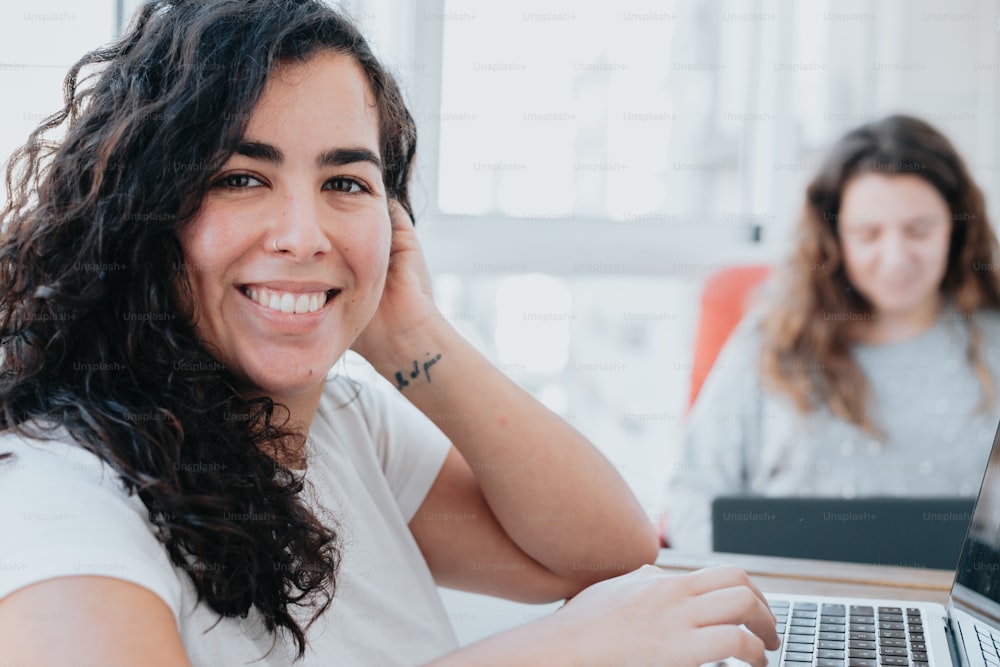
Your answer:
[325,177,368,194]
[215,174,264,189]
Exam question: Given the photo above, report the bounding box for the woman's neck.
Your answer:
[852,295,944,345]
[251,387,323,471]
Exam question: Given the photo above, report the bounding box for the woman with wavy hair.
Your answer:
[0,1,778,665]
[667,114,1000,551]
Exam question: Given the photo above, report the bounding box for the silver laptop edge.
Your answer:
[759,416,1000,667]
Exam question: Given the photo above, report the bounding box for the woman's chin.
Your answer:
[239,362,333,410]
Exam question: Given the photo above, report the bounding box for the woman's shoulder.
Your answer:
[0,425,126,489]
[0,425,147,527]
[969,308,1000,363]
[0,426,184,621]
[708,309,768,376]
[310,363,410,470]
[317,354,421,428]
[934,306,1000,353]
[970,307,1000,331]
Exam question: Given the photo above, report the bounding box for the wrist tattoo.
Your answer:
[393,352,443,391]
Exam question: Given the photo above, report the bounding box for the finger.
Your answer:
[687,585,780,650]
[387,199,414,230]
[685,567,775,620]
[689,625,768,667]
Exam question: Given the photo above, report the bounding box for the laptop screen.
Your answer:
[711,496,973,569]
[951,423,1000,625]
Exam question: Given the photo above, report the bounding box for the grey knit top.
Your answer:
[666,308,1000,551]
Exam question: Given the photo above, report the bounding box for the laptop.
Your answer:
[712,496,974,570]
[733,421,1000,667]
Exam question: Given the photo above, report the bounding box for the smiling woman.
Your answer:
[0,1,777,666]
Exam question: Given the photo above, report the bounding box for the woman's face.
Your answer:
[838,172,952,322]
[178,52,391,405]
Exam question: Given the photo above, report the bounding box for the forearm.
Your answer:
[367,313,658,581]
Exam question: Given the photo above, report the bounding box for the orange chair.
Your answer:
[686,264,771,411]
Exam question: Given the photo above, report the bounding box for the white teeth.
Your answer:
[245,286,330,314]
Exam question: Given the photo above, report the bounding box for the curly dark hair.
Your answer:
[0,0,416,658]
[759,114,1000,435]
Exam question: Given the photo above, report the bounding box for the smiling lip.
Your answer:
[240,283,340,315]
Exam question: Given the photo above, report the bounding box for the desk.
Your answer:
[656,549,953,604]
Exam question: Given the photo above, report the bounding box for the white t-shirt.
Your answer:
[0,374,457,666]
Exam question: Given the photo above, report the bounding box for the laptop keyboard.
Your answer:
[976,624,1000,666]
[769,600,928,667]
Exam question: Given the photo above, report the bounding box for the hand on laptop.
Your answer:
[555,564,780,667]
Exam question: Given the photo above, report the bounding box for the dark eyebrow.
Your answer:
[235,141,282,164]
[233,142,382,172]
[316,147,382,172]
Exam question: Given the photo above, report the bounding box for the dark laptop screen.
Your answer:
[952,426,1000,624]
[711,495,973,569]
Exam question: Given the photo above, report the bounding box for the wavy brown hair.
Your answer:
[0,0,415,659]
[759,114,1000,435]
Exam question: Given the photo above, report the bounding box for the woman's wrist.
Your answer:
[355,309,455,388]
